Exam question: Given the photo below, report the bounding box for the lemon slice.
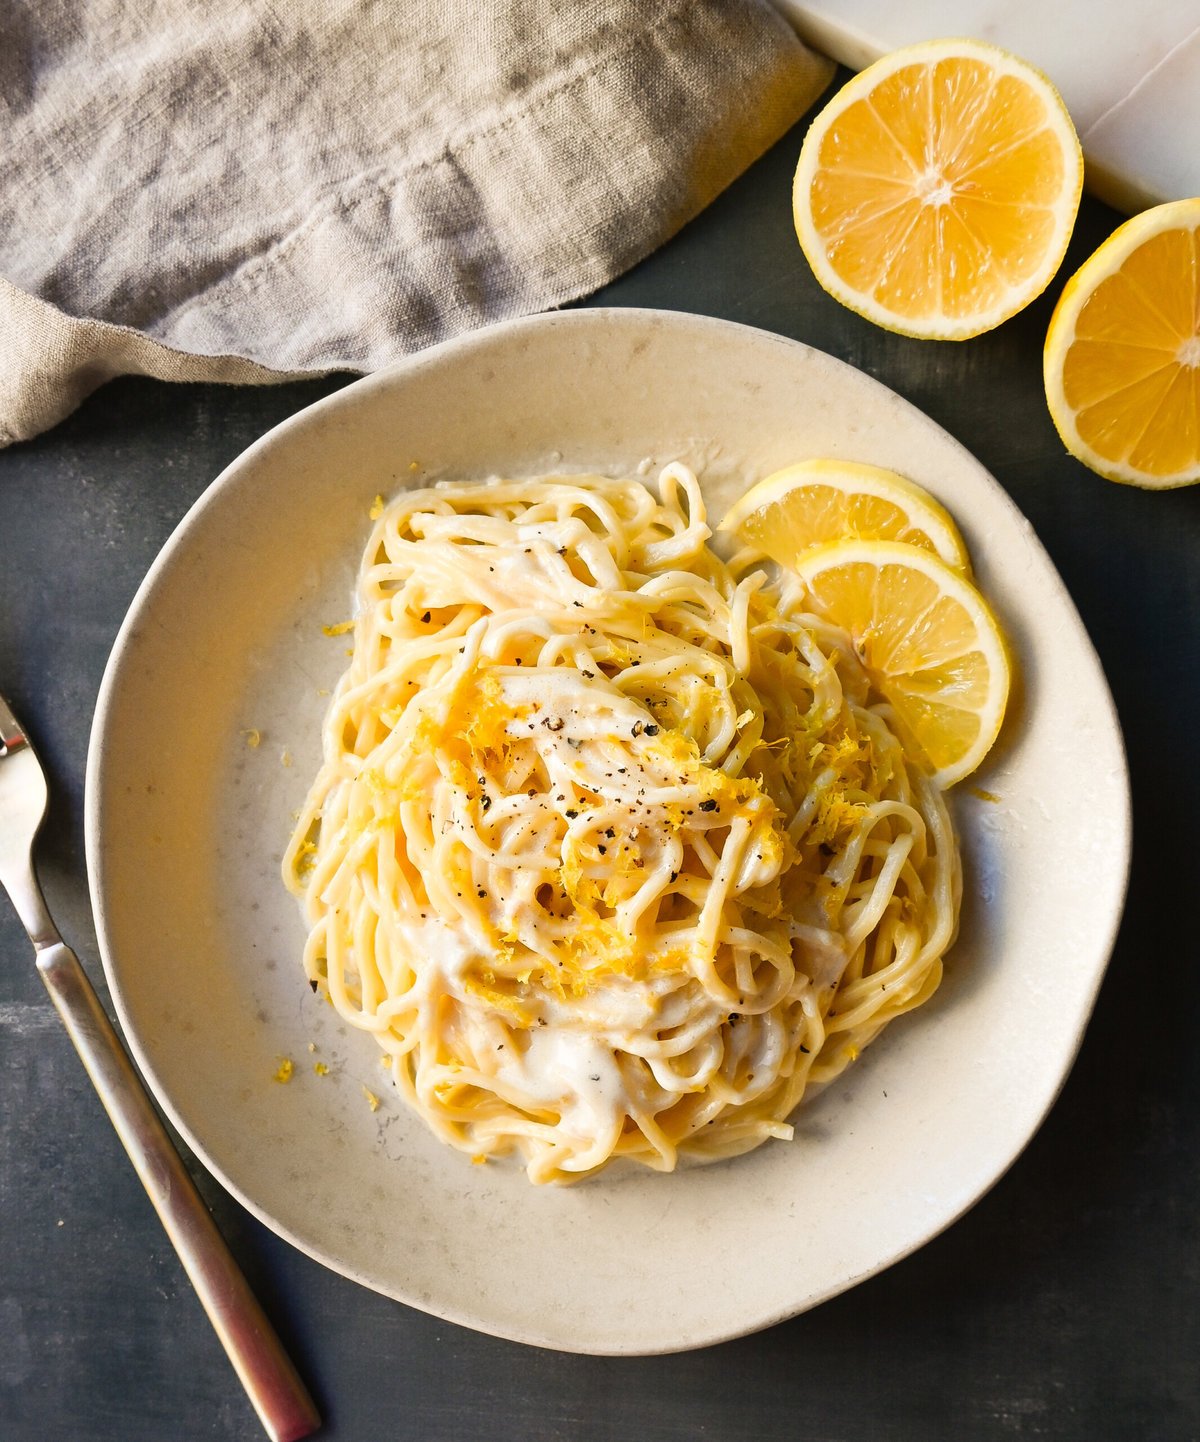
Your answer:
[1043,197,1200,488]
[791,540,1010,787]
[793,38,1083,340]
[718,459,968,570]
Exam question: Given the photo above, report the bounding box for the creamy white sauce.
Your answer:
[396,914,487,988]
[494,1025,626,1142]
[539,971,671,1036]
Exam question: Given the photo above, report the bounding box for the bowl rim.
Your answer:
[84,306,1132,1353]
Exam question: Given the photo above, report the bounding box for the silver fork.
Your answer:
[0,694,320,1442]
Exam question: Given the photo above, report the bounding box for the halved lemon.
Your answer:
[718,458,968,569]
[1043,197,1200,488]
[793,38,1083,340]
[791,540,1010,787]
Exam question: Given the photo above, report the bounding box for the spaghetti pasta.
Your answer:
[283,465,960,1184]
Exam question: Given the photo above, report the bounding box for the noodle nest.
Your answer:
[284,466,960,1184]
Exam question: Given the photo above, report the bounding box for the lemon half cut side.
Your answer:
[793,38,1083,340]
[1044,197,1200,489]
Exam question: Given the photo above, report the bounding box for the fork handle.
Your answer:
[36,941,321,1442]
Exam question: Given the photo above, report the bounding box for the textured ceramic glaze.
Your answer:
[86,310,1130,1354]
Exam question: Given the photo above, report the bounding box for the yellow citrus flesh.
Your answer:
[791,540,1010,787]
[718,458,968,570]
[793,38,1083,340]
[1043,197,1200,488]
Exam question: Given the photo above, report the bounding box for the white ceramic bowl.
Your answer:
[86,309,1129,1354]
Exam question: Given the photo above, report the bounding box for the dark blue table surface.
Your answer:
[3,90,1199,1441]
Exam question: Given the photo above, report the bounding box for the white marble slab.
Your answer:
[775,0,1200,213]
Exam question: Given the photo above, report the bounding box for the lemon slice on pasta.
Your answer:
[718,459,968,569]
[791,539,1010,787]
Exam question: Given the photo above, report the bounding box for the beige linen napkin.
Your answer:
[0,0,832,447]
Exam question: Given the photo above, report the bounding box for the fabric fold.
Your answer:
[1,0,832,446]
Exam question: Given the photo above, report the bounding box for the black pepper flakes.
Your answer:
[698,798,718,812]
